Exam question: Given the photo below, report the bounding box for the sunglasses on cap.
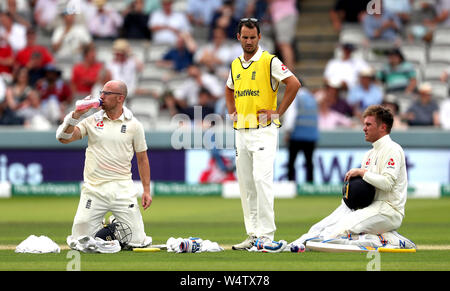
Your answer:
[240,18,258,23]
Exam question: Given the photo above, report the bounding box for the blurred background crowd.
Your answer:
[0,0,449,131]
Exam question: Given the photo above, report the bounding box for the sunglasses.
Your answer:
[99,90,122,96]
[240,18,258,23]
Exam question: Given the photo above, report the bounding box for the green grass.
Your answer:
[1,196,450,271]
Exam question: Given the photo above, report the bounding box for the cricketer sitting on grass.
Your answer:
[225,18,301,250]
[56,80,152,249]
[290,105,416,250]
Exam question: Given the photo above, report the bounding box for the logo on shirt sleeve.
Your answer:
[387,158,395,169]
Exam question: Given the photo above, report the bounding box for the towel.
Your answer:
[15,235,61,254]
[166,237,224,253]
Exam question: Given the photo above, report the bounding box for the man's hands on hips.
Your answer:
[141,192,152,210]
[344,168,367,182]
[257,109,279,123]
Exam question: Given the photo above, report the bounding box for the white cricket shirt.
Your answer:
[362,135,408,217]
[77,107,148,186]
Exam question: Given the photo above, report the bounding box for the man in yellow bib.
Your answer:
[225,18,301,250]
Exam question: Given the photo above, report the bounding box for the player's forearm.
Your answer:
[363,171,396,192]
[56,111,81,143]
[137,152,151,193]
[225,86,236,114]
[277,76,301,117]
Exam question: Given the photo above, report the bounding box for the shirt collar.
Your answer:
[94,106,133,122]
[372,134,391,149]
[239,46,263,63]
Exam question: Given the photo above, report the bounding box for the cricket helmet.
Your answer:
[95,219,132,249]
[342,176,375,210]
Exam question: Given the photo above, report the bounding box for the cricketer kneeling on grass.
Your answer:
[290,105,416,251]
[56,80,152,250]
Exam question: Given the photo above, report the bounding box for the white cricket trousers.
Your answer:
[299,200,403,242]
[70,180,150,247]
[235,124,278,240]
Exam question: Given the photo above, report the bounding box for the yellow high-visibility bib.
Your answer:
[231,51,280,129]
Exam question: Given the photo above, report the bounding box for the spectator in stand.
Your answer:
[88,0,123,40]
[347,67,384,120]
[326,78,354,117]
[330,0,371,32]
[89,65,112,100]
[173,64,223,109]
[148,0,192,46]
[403,82,440,127]
[3,0,31,29]
[157,34,196,72]
[316,89,353,130]
[0,74,25,125]
[376,48,417,94]
[186,0,223,27]
[362,1,402,43]
[382,0,412,25]
[121,0,151,40]
[0,36,14,79]
[71,43,107,96]
[35,64,73,124]
[4,66,32,111]
[283,88,319,183]
[15,28,54,71]
[194,27,240,77]
[106,39,144,97]
[125,0,162,15]
[33,0,59,33]
[144,0,162,14]
[421,0,450,42]
[267,0,298,72]
[381,95,408,130]
[210,0,240,40]
[324,43,369,90]
[244,0,270,22]
[165,87,216,120]
[0,11,26,53]
[15,89,53,129]
[51,11,92,59]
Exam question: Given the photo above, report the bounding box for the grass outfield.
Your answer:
[0,196,450,271]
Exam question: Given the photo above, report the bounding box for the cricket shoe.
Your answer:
[380,231,417,249]
[254,237,288,253]
[232,235,257,250]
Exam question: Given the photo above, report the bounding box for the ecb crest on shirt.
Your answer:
[95,121,104,130]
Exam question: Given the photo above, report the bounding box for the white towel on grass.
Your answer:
[166,237,224,253]
[15,235,61,254]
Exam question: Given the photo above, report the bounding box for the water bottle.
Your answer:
[75,96,103,111]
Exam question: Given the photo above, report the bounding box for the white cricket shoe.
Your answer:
[232,235,257,250]
[380,231,417,249]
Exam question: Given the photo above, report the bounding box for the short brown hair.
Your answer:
[238,18,260,34]
[363,105,394,133]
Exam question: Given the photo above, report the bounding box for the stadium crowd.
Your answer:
[0,0,449,131]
